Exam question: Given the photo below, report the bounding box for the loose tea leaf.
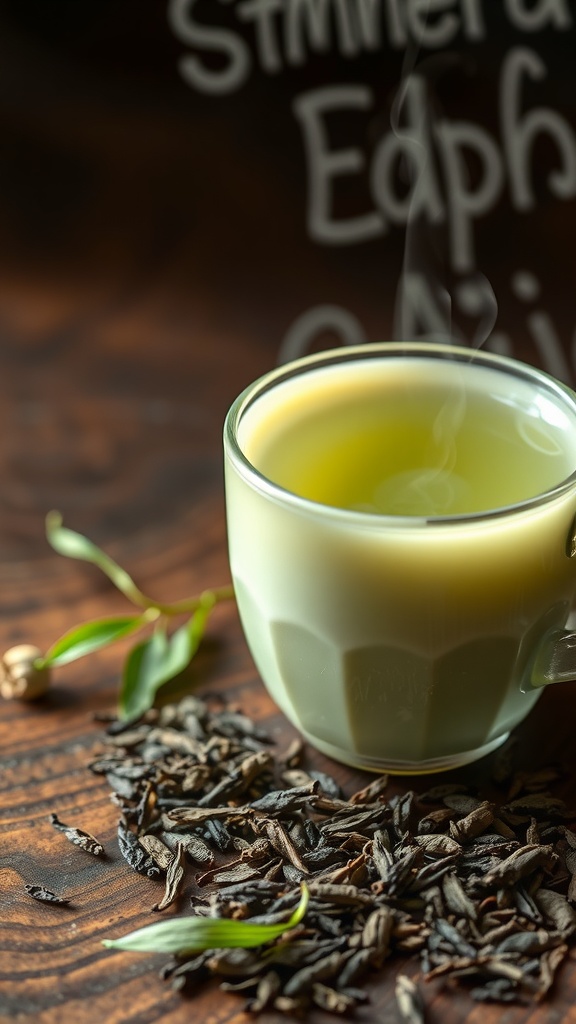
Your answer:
[396,974,426,1023]
[24,884,70,905]
[117,819,162,878]
[139,834,175,872]
[482,845,558,887]
[49,813,105,857]
[54,689,576,1016]
[154,842,187,912]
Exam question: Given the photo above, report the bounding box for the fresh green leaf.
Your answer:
[38,615,150,668]
[103,883,309,955]
[118,600,217,720]
[187,592,216,656]
[45,511,146,607]
[119,635,163,722]
[119,627,184,721]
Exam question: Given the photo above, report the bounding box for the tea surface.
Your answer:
[241,357,576,516]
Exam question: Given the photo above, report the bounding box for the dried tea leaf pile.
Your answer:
[92,696,576,1014]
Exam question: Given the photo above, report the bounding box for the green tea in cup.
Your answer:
[224,343,576,773]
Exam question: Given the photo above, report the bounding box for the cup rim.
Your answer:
[223,342,576,528]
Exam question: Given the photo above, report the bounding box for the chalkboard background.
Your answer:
[0,1,574,377]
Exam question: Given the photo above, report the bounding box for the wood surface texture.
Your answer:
[2,283,576,1024]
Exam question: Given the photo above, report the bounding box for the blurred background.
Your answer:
[0,0,575,562]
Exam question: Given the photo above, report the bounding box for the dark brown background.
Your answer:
[1,4,576,1022]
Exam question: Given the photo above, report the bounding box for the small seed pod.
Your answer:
[0,644,50,700]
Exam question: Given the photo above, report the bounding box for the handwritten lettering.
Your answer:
[167,0,576,368]
[277,304,367,363]
[501,47,576,211]
[505,0,572,32]
[285,0,380,64]
[168,0,501,91]
[293,86,383,244]
[405,0,483,47]
[294,49,576,273]
[168,0,573,93]
[434,119,504,273]
[167,0,251,94]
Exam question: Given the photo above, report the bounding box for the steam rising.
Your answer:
[390,4,498,351]
[385,7,500,516]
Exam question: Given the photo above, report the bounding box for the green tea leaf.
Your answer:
[103,883,309,955]
[118,600,217,721]
[39,615,150,668]
[120,635,163,722]
[187,592,216,655]
[46,511,146,606]
[119,628,184,721]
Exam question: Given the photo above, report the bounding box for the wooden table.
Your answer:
[2,277,576,1024]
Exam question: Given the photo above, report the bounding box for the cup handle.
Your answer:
[523,629,576,691]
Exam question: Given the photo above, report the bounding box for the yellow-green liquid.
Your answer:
[243,359,574,516]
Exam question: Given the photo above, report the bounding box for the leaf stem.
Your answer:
[144,584,235,617]
[46,511,235,615]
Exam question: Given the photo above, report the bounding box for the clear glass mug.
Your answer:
[223,343,576,774]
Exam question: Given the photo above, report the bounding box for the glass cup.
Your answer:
[223,343,576,774]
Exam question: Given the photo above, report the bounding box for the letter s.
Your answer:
[168,0,251,95]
